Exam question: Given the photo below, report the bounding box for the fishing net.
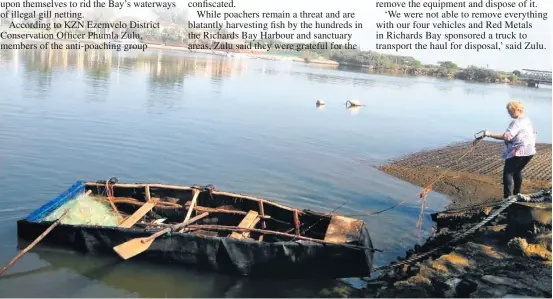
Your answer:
[43,193,120,227]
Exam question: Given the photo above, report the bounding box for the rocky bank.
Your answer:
[357,196,552,298]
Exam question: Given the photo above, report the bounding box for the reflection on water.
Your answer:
[9,48,245,84]
[347,106,362,115]
[0,244,359,298]
[0,47,551,297]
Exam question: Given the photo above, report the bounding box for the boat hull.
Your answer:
[16,181,374,278]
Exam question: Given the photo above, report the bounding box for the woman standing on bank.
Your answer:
[484,101,537,198]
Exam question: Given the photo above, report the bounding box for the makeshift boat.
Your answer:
[16,179,375,278]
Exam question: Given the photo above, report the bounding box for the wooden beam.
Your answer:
[85,182,304,215]
[85,182,193,191]
[97,197,181,208]
[211,191,304,214]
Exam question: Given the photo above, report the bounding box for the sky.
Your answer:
[1,0,551,71]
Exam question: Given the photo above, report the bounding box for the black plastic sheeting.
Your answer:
[16,219,374,278]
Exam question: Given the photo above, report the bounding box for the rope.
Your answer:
[104,179,123,221]
[299,133,485,241]
[418,137,484,199]
[348,137,485,218]
[371,190,551,272]
[292,199,352,241]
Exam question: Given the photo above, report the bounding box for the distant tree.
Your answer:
[438,61,458,70]
[454,65,499,82]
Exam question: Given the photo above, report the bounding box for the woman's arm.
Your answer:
[485,131,505,140]
[485,120,519,141]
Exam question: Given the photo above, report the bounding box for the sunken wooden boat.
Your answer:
[16,180,375,278]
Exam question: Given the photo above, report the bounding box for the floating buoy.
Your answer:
[345,100,363,107]
[316,100,326,106]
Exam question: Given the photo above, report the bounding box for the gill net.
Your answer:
[43,193,120,227]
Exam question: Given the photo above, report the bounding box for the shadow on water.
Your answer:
[2,242,360,298]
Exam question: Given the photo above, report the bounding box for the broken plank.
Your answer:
[230,210,259,239]
[118,186,158,228]
[323,215,364,244]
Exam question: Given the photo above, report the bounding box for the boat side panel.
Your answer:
[24,181,85,222]
[357,224,375,273]
[16,220,373,278]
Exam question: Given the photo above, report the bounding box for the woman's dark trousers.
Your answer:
[503,155,533,198]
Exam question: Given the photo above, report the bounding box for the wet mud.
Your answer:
[357,140,553,298]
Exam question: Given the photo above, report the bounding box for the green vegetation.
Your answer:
[258,40,524,85]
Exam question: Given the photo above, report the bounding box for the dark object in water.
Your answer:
[16,180,375,278]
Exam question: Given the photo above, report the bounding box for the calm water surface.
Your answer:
[0,49,551,297]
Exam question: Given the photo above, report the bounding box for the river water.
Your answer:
[0,49,551,297]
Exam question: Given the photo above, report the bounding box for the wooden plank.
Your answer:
[258,200,266,241]
[118,186,158,229]
[179,189,200,232]
[323,215,364,244]
[293,209,300,235]
[258,200,266,229]
[183,190,200,224]
[230,210,259,239]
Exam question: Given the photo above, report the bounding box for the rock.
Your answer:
[481,275,529,290]
[377,284,430,298]
[508,237,552,260]
[507,237,529,254]
[535,232,552,251]
[427,252,472,275]
[443,278,462,297]
[472,284,509,298]
[455,279,478,297]
[523,243,552,261]
[506,202,552,237]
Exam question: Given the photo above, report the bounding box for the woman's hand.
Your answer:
[484,130,490,137]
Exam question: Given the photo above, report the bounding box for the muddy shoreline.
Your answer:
[379,141,551,209]
[353,141,553,298]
